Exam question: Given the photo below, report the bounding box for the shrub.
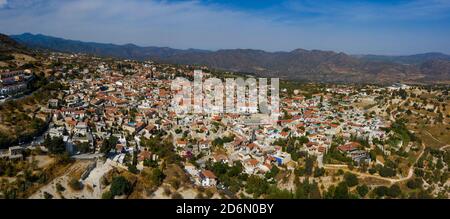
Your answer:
[163,187,172,196]
[69,178,83,191]
[0,54,14,61]
[128,165,139,174]
[356,184,369,197]
[195,193,205,199]
[378,166,396,177]
[205,189,214,199]
[171,192,183,199]
[102,191,114,199]
[387,185,401,198]
[110,176,132,196]
[43,192,53,199]
[344,172,358,187]
[407,178,423,189]
[313,167,325,177]
[333,182,349,199]
[150,168,165,186]
[169,179,180,190]
[373,186,389,198]
[56,183,65,192]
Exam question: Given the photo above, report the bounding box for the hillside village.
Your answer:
[0,51,449,199]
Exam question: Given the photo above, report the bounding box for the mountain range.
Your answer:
[9,33,450,84]
[0,33,38,57]
[0,33,37,68]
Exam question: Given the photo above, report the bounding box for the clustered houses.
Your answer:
[270,92,382,166]
[46,54,172,164]
[41,52,390,190]
[0,146,23,160]
[177,89,388,187]
[0,69,34,97]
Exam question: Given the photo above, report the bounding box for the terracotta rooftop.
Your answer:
[201,170,216,179]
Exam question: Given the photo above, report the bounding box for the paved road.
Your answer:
[0,85,43,106]
[72,153,104,160]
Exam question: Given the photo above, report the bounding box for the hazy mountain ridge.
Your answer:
[10,33,450,84]
[0,33,33,55]
[357,53,450,65]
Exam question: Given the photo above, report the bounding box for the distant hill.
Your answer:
[0,33,35,56]
[0,34,36,67]
[10,33,450,84]
[11,33,208,60]
[357,53,450,65]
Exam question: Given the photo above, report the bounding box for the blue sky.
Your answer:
[0,0,450,55]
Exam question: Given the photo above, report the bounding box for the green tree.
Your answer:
[378,166,396,177]
[333,182,349,199]
[313,167,325,177]
[344,172,359,187]
[102,191,113,199]
[69,178,83,191]
[75,142,90,153]
[356,184,369,198]
[387,184,401,198]
[406,178,423,189]
[150,168,165,186]
[127,165,139,174]
[245,175,269,198]
[100,135,118,154]
[110,176,132,197]
[265,166,279,179]
[305,156,315,176]
[297,136,309,145]
[373,186,388,198]
[45,136,66,154]
[266,187,293,199]
[43,192,53,199]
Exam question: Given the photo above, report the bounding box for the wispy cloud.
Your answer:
[0,0,7,8]
[283,0,450,22]
[0,0,286,49]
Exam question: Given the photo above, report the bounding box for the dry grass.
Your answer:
[67,160,91,180]
[23,160,75,198]
[12,53,36,63]
[359,177,391,186]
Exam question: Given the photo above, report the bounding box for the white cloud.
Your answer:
[0,0,449,55]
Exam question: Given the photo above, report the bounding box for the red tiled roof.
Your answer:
[201,170,216,179]
[247,143,257,149]
[318,146,326,153]
[338,142,361,152]
[248,159,259,166]
[138,150,152,161]
[177,140,187,145]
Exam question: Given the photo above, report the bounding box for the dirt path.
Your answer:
[424,130,444,144]
[81,159,114,198]
[324,143,426,184]
[440,145,450,150]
